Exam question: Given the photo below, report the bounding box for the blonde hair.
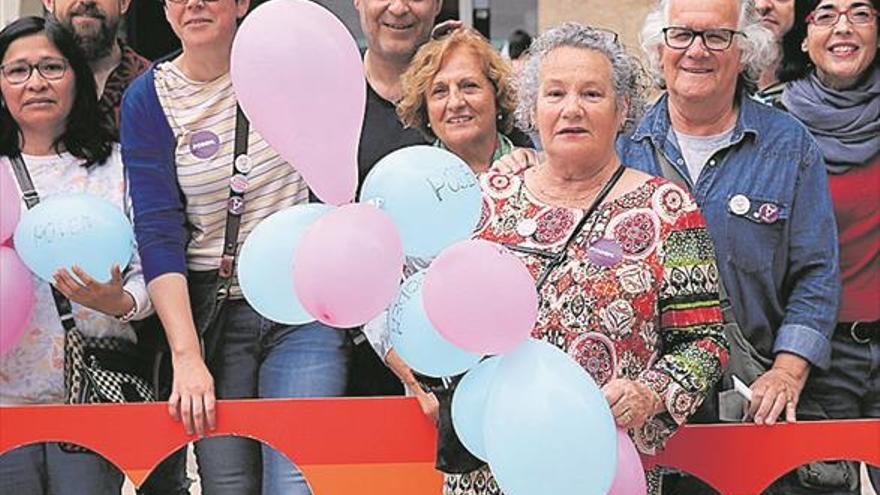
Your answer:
[397,28,517,140]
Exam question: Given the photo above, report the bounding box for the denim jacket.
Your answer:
[617,93,840,370]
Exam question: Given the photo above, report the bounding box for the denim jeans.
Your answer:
[190,286,350,495]
[0,443,123,494]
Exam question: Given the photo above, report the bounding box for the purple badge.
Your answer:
[189,130,220,159]
[227,196,244,216]
[757,203,780,224]
[588,238,624,267]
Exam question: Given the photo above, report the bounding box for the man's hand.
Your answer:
[748,353,810,425]
[491,147,540,174]
[168,352,216,436]
[410,384,440,425]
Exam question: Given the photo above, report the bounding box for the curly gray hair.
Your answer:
[640,0,777,89]
[514,22,650,135]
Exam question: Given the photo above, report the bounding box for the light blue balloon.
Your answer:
[451,356,501,461]
[13,193,134,283]
[388,271,482,377]
[238,203,334,324]
[360,146,481,258]
[484,339,617,495]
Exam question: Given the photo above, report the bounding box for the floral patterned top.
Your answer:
[476,170,729,454]
[0,147,152,405]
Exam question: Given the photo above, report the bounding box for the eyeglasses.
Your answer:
[662,27,746,51]
[159,0,221,5]
[0,58,68,85]
[806,4,877,27]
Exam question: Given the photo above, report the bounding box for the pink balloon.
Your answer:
[231,0,364,206]
[0,247,34,357]
[1,165,21,243]
[293,204,403,327]
[422,240,537,354]
[609,428,648,495]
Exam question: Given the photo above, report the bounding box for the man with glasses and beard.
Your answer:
[42,0,149,129]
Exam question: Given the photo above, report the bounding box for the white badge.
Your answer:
[729,194,751,216]
[234,155,252,174]
[516,218,538,237]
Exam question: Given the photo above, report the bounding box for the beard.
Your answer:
[49,5,119,61]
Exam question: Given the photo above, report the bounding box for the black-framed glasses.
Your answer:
[159,0,221,5]
[662,27,746,51]
[0,58,68,85]
[806,4,877,27]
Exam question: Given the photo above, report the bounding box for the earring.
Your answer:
[426,122,431,128]
[801,40,808,52]
[497,113,503,121]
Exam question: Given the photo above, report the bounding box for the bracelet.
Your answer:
[116,290,138,323]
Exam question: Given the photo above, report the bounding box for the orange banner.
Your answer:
[1,398,877,494]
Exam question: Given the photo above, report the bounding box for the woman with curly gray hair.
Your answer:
[448,22,729,495]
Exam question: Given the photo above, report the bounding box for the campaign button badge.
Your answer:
[587,238,624,267]
[757,203,780,224]
[516,218,538,237]
[729,194,751,216]
[230,174,249,194]
[227,196,244,215]
[234,155,252,174]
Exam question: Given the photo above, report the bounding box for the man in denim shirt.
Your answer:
[618,0,839,439]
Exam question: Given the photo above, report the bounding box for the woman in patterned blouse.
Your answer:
[445,23,730,495]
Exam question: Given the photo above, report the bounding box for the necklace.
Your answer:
[531,163,623,206]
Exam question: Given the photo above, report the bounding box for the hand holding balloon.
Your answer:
[52,264,134,317]
[603,378,663,429]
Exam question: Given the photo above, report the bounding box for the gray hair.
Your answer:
[640,0,777,89]
[514,22,649,135]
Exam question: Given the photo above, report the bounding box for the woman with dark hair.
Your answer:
[0,16,152,494]
[778,0,879,493]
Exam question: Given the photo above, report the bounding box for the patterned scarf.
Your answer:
[782,66,880,173]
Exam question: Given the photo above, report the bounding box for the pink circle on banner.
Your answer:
[422,239,538,354]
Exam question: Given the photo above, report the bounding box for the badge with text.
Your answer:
[189,130,220,160]
[755,202,780,224]
[588,238,624,267]
[234,155,252,174]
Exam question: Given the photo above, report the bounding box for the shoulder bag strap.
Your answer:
[217,105,250,286]
[8,154,78,333]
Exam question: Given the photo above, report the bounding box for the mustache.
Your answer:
[70,3,106,18]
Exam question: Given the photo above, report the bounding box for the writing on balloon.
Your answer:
[425,166,477,202]
[32,216,95,245]
[388,276,420,336]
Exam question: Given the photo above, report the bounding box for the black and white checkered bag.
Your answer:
[65,329,155,405]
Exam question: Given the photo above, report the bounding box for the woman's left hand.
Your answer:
[52,264,133,317]
[602,378,663,429]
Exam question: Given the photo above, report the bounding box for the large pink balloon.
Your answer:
[1,165,21,243]
[293,204,403,327]
[0,247,34,357]
[231,0,364,206]
[609,428,648,495]
[422,240,537,354]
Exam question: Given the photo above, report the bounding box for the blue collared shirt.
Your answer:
[617,93,840,369]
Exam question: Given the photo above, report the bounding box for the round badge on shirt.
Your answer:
[728,194,751,216]
[234,155,252,175]
[230,174,249,195]
[516,218,538,237]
